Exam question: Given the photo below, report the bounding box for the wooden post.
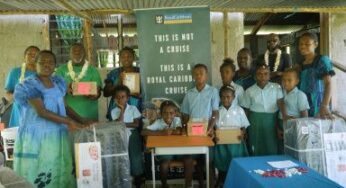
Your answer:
[83,19,93,65]
[320,13,330,56]
[223,11,229,58]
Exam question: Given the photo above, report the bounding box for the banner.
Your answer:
[324,132,346,187]
[135,7,211,106]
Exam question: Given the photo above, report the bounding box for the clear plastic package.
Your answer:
[284,117,346,175]
[73,122,131,188]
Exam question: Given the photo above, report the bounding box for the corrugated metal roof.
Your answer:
[0,0,346,16]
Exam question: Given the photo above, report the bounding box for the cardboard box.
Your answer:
[72,82,97,96]
[123,73,140,94]
[215,128,241,144]
[75,142,103,188]
[187,120,207,136]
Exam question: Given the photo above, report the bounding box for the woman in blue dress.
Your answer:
[297,32,335,118]
[4,45,40,128]
[14,50,90,188]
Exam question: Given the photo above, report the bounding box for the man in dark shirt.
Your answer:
[258,33,292,83]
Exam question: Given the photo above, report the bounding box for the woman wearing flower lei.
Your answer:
[4,45,40,128]
[55,43,103,121]
[259,33,292,83]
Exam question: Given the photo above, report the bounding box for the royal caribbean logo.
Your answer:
[155,13,192,24]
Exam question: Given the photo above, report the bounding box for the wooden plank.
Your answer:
[251,13,273,35]
[146,135,214,148]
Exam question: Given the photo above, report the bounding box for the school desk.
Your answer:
[146,135,214,188]
[224,155,342,188]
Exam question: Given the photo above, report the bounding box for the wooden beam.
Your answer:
[251,13,273,35]
[3,7,346,16]
[83,19,93,65]
[319,13,330,56]
[211,7,346,13]
[223,12,229,58]
[54,0,92,20]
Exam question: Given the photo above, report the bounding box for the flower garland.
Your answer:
[67,60,89,82]
[254,167,308,178]
[264,49,281,72]
[19,63,26,83]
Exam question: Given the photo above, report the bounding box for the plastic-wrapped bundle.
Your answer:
[284,117,346,175]
[73,122,131,188]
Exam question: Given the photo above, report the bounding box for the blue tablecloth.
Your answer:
[224,155,342,188]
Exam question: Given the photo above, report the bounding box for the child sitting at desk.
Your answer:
[142,100,194,188]
[110,85,143,188]
[214,85,250,188]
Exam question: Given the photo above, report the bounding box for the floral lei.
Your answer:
[67,60,89,82]
[264,49,281,72]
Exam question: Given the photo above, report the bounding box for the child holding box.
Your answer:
[214,85,250,188]
[110,85,143,188]
[142,100,194,188]
[181,63,219,133]
[181,63,219,187]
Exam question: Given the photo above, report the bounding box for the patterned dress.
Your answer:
[233,71,255,91]
[13,75,75,188]
[298,55,335,117]
[4,67,36,128]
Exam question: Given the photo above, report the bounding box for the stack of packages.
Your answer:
[73,122,131,188]
[284,117,346,175]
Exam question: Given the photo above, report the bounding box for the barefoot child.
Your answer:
[142,100,194,188]
[111,85,143,188]
[214,85,250,187]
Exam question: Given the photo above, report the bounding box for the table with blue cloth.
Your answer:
[224,155,342,188]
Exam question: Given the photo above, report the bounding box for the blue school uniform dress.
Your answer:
[241,82,283,156]
[181,84,220,120]
[13,75,75,187]
[111,104,143,176]
[4,67,36,127]
[147,117,182,161]
[214,104,250,172]
[218,81,244,105]
[298,55,335,117]
[277,87,310,153]
[181,84,219,159]
[105,67,141,120]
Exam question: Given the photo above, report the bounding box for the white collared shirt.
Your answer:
[217,104,250,129]
[111,104,141,130]
[181,84,220,119]
[146,117,182,131]
[279,87,310,119]
[240,82,283,113]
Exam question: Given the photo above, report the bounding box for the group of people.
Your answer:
[3,31,334,188]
